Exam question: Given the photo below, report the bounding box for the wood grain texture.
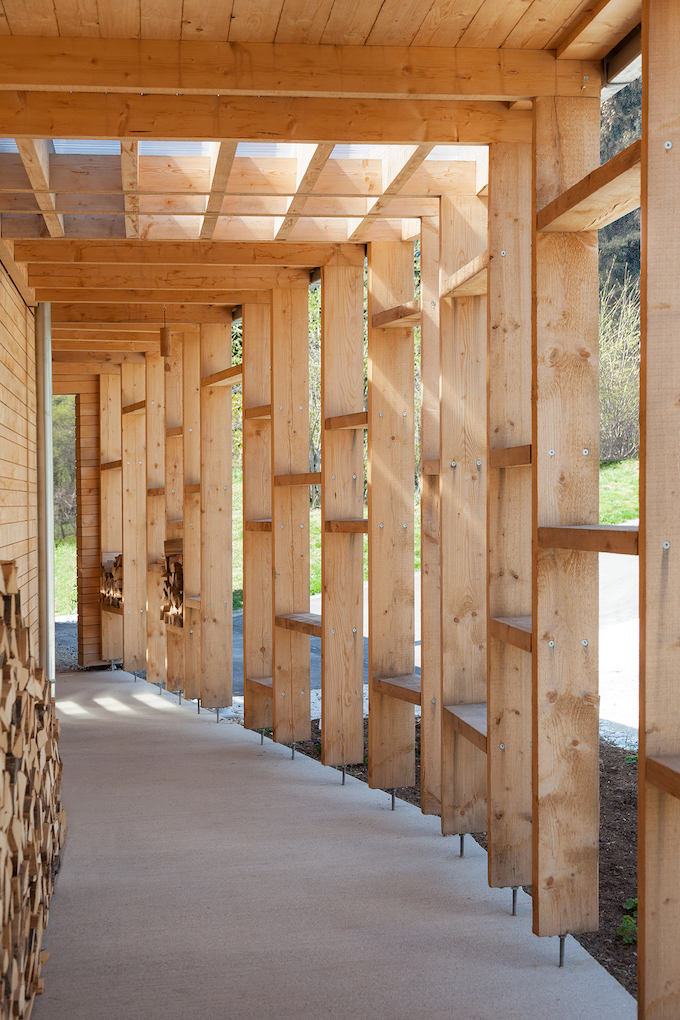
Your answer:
[489,444,532,468]
[367,241,416,790]
[271,289,311,742]
[183,333,201,701]
[371,300,421,329]
[121,362,146,672]
[440,196,488,836]
[444,703,488,755]
[488,615,533,653]
[321,264,365,766]
[275,612,322,637]
[533,96,600,938]
[99,373,123,661]
[164,338,183,690]
[76,388,102,665]
[538,524,638,555]
[144,352,165,687]
[372,674,421,706]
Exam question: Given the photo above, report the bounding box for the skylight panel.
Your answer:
[53,140,121,155]
[138,141,215,157]
[0,139,19,152]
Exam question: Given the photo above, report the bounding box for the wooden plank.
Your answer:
[320,264,365,766]
[444,703,488,755]
[121,362,146,672]
[183,332,202,702]
[533,96,600,938]
[442,251,489,298]
[76,389,103,666]
[99,373,122,662]
[639,4,680,1011]
[201,364,243,388]
[487,140,533,889]
[100,460,122,471]
[440,195,488,835]
[537,140,641,233]
[275,143,336,240]
[367,241,415,790]
[273,472,321,486]
[372,674,421,706]
[166,426,183,438]
[538,524,639,555]
[275,613,322,638]
[164,336,184,691]
[371,300,420,329]
[245,676,273,729]
[17,240,366,267]
[101,603,123,616]
[122,400,145,415]
[419,213,441,816]
[324,411,367,431]
[556,0,641,60]
[145,351,166,688]
[30,264,310,291]
[271,288,311,743]
[242,302,273,732]
[646,757,680,802]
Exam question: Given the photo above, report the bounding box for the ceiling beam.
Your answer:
[52,350,146,364]
[120,140,139,238]
[53,336,161,349]
[14,139,64,238]
[35,288,282,304]
[51,304,246,325]
[0,93,533,146]
[0,238,36,306]
[0,39,601,101]
[28,265,310,289]
[556,0,640,61]
[348,145,433,241]
[275,144,335,241]
[200,142,238,240]
[15,240,366,267]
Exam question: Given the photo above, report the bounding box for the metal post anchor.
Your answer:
[261,729,265,745]
[341,766,346,786]
[110,659,115,672]
[459,834,465,858]
[178,689,182,704]
[391,789,396,810]
[291,742,296,760]
[197,699,201,714]
[512,887,519,916]
[559,935,566,968]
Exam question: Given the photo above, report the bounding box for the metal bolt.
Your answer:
[451,461,457,468]
[300,524,304,529]
[224,603,227,607]
[352,474,357,479]
[281,692,285,696]
[190,629,193,634]
[379,412,383,417]
[665,140,673,150]
[476,460,482,467]
[280,524,284,529]
[379,523,384,529]
[403,412,407,417]
[500,743,505,750]
[331,629,335,634]
[501,250,506,257]
[663,541,671,549]
[331,474,335,479]
[583,448,589,456]
[299,405,303,410]
[189,522,193,527]
[582,639,588,646]
[431,698,436,705]
[189,428,192,432]
[279,406,283,410]
[352,628,357,634]
[403,524,407,529]
[549,450,555,457]
[548,640,555,647]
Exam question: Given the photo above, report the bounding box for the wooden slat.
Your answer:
[245,519,272,532]
[121,362,146,672]
[101,459,121,471]
[273,472,321,486]
[19,240,367,267]
[99,373,122,663]
[164,336,184,691]
[145,352,166,688]
[489,444,532,468]
[183,332,202,702]
[147,486,164,497]
[324,411,367,431]
[275,613,322,638]
[184,483,201,495]
[442,251,489,298]
[646,756,680,802]
[422,459,440,476]
[244,403,271,420]
[371,300,420,329]
[444,703,488,755]
[537,140,641,233]
[372,674,421,706]
[538,524,639,555]
[201,364,244,388]
[247,676,273,693]
[101,603,123,616]
[166,426,183,438]
[489,615,533,654]
[122,400,145,415]
[556,0,641,61]
[324,519,367,534]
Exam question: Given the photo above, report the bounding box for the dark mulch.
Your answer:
[286,721,638,998]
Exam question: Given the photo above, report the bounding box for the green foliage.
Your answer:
[600,272,640,462]
[617,898,638,944]
[600,79,642,289]
[599,459,639,524]
[54,537,77,615]
[52,395,77,539]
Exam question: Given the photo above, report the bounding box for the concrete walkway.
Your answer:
[33,671,635,1020]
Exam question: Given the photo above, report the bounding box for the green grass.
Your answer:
[54,536,77,615]
[600,459,639,524]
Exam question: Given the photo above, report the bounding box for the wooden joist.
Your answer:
[275,613,322,638]
[371,300,421,330]
[274,472,321,486]
[556,0,641,61]
[537,140,641,233]
[247,676,273,694]
[101,459,122,471]
[245,519,272,532]
[442,251,489,298]
[372,674,421,706]
[244,404,271,420]
[538,524,639,555]
[122,400,145,415]
[489,444,532,468]
[201,364,244,388]
[646,756,680,801]
[489,615,533,654]
[324,411,368,431]
[324,520,368,534]
[444,704,488,755]
[422,459,440,475]
[166,426,183,438]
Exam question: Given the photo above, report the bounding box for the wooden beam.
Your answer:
[99,373,123,663]
[275,613,322,638]
[274,472,321,486]
[324,411,368,431]
[349,145,433,240]
[120,140,139,239]
[538,524,639,555]
[51,304,239,324]
[200,141,238,241]
[275,144,335,240]
[121,362,146,672]
[442,251,489,299]
[371,300,420,329]
[164,336,184,691]
[489,444,532,468]
[201,364,243,388]
[53,350,146,364]
[372,675,421,707]
[324,519,367,534]
[0,39,601,101]
[556,0,641,60]
[145,352,166,688]
[488,615,533,654]
[0,238,36,306]
[29,265,310,290]
[444,704,488,756]
[183,333,202,702]
[15,138,64,238]
[537,140,641,233]
[646,757,680,802]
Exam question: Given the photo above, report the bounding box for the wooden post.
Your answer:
[165,337,184,691]
[76,386,102,667]
[486,142,533,888]
[420,215,442,814]
[320,264,364,766]
[439,196,488,836]
[271,289,311,744]
[99,373,122,662]
[121,362,146,672]
[640,2,680,1011]
[145,352,165,687]
[367,241,416,790]
[533,96,600,937]
[183,333,201,701]
[200,324,233,709]
[243,303,273,731]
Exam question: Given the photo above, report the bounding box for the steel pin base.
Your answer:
[341,766,346,786]
[391,789,396,810]
[291,742,296,760]
[459,834,465,858]
[559,935,566,968]
[512,887,518,916]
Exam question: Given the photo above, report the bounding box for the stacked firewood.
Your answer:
[161,551,183,628]
[100,554,123,609]
[0,561,66,1019]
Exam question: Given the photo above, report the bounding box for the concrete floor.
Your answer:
[33,671,635,1020]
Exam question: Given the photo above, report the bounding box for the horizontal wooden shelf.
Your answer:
[422,459,440,475]
[164,538,183,556]
[184,483,200,495]
[274,472,321,486]
[166,426,183,438]
[324,411,368,431]
[245,519,272,532]
[647,755,680,800]
[537,140,641,233]
[167,519,183,529]
[101,460,122,472]
[372,674,421,706]
[122,400,146,415]
[184,595,201,611]
[147,486,165,497]
[275,613,322,638]
[442,251,488,299]
[489,444,532,469]
[101,603,123,616]
[372,299,421,329]
[324,519,368,534]
[489,615,532,654]
[246,676,273,695]
[444,703,488,755]
[202,363,244,388]
[147,562,165,573]
[244,404,272,420]
[538,524,639,556]
[164,614,184,628]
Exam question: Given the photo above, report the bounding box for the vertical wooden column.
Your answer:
[533,96,600,937]
[320,264,364,766]
[200,324,233,710]
[439,196,488,836]
[486,142,533,888]
[99,373,122,662]
[165,337,184,691]
[242,303,273,730]
[121,362,146,672]
[183,334,201,701]
[420,215,442,814]
[271,289,311,744]
[640,4,680,1012]
[367,241,416,790]
[145,351,165,687]
[76,384,102,666]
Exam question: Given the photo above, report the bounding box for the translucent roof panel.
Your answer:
[0,139,19,152]
[53,140,121,154]
[139,141,214,157]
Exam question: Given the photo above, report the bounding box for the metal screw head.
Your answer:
[583,448,589,456]
[476,460,482,467]
[280,524,284,529]
[379,412,383,417]
[379,523,384,529]
[499,743,505,750]
[189,428,192,432]
[331,474,335,479]
[331,629,335,634]
[300,524,304,529]
[403,412,407,417]
[279,406,283,410]
[548,640,555,648]
[582,639,588,646]
[352,474,357,479]
[663,541,671,549]
[549,450,555,457]
[403,524,407,529]
[352,628,357,634]
[299,405,303,410]
[500,250,506,257]
[665,140,673,150]
[451,461,457,468]
[190,629,193,634]
[431,698,436,705]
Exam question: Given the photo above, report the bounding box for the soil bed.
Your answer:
[289,722,638,998]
